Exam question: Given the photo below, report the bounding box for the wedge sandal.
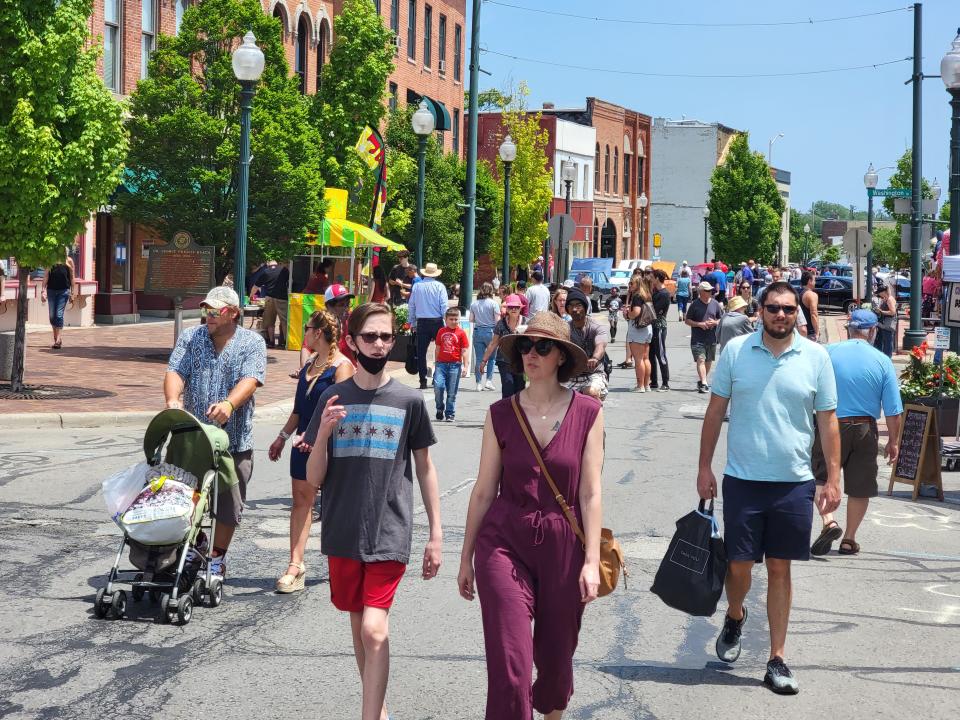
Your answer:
[276,561,306,593]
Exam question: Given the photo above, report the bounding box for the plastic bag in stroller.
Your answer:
[93,409,239,625]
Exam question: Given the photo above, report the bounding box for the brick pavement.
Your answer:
[0,320,401,415]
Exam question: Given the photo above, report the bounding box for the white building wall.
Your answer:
[553,119,595,201]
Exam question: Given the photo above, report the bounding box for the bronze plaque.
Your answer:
[145,231,216,297]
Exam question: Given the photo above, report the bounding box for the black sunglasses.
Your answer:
[517,337,557,356]
[354,331,396,344]
[763,303,798,315]
[740,285,751,290]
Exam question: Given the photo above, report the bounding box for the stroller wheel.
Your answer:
[158,593,174,624]
[109,590,127,620]
[132,574,145,602]
[191,578,205,605]
[176,595,193,625]
[94,588,109,619]
[207,579,223,608]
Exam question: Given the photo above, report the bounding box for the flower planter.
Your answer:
[388,334,413,362]
[909,396,960,436]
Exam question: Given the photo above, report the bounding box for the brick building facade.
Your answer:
[81,0,465,322]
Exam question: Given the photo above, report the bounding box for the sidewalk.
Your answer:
[0,320,405,426]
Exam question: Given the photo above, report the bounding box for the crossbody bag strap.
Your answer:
[510,394,587,546]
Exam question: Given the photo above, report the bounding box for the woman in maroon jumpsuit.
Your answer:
[458,311,605,719]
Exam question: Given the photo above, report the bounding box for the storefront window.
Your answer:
[112,221,130,291]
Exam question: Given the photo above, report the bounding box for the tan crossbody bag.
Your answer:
[510,395,626,597]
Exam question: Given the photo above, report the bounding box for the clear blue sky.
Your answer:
[471,0,957,213]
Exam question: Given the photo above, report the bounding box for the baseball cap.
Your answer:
[504,294,523,308]
[324,283,354,303]
[848,309,878,329]
[200,286,240,309]
[697,281,713,292]
[562,278,575,288]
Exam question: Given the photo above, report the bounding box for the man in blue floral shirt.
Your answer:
[164,286,267,579]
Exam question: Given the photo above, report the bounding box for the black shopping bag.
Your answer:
[405,334,418,375]
[650,498,727,617]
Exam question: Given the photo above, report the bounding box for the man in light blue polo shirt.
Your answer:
[810,309,903,557]
[697,281,841,695]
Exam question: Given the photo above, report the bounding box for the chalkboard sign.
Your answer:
[889,404,944,501]
[144,231,216,298]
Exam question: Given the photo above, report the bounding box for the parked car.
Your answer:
[790,276,858,313]
[609,269,632,292]
[566,270,616,311]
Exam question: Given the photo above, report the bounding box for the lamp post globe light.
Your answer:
[942,29,960,349]
[702,206,709,263]
[803,223,811,267]
[499,135,517,284]
[864,163,879,302]
[412,101,435,269]
[231,31,265,306]
[638,191,648,259]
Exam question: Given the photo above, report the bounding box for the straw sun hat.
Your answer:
[499,311,589,383]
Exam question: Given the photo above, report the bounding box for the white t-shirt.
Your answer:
[525,283,551,316]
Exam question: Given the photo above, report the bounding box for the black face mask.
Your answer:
[354,346,390,375]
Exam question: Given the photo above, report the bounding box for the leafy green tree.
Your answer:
[707,133,785,265]
[0,0,127,390]
[788,208,819,263]
[882,149,936,237]
[312,0,394,211]
[870,227,908,269]
[117,0,323,269]
[468,88,514,112]
[821,244,842,264]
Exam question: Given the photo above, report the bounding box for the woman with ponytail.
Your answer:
[268,310,354,593]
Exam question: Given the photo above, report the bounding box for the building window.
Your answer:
[583,165,590,200]
[624,153,631,196]
[406,88,421,105]
[295,16,309,93]
[453,108,460,154]
[317,20,329,92]
[594,144,600,192]
[389,82,398,112]
[407,0,416,60]
[423,5,432,68]
[453,24,462,80]
[391,0,399,34]
[613,148,619,194]
[374,0,381,12]
[141,0,156,79]
[637,157,644,194]
[604,146,610,193]
[438,15,446,73]
[175,0,191,35]
[103,0,121,92]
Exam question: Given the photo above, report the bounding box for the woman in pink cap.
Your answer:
[478,294,526,398]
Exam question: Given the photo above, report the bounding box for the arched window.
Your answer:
[604,146,610,193]
[317,19,329,92]
[613,148,619,194]
[295,15,309,93]
[175,0,191,35]
[594,143,600,192]
[273,5,286,38]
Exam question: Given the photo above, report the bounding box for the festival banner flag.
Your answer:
[371,161,387,230]
[355,126,385,170]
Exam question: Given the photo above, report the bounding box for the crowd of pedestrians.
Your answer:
[159,250,910,717]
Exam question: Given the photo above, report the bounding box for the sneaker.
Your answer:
[649,384,659,390]
[715,607,747,663]
[436,410,444,421]
[209,555,226,580]
[476,381,484,392]
[445,415,455,422]
[698,383,709,394]
[631,385,644,393]
[419,380,428,390]
[763,656,799,695]
[658,385,671,392]
[484,380,496,391]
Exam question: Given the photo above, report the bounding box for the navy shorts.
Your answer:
[722,475,815,562]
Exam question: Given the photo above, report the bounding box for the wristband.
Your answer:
[223,399,235,413]
[278,430,291,440]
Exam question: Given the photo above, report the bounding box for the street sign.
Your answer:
[547,213,576,246]
[842,227,872,256]
[893,198,939,215]
[869,187,911,198]
[935,326,951,350]
[946,283,960,328]
[653,232,662,249]
[900,223,935,253]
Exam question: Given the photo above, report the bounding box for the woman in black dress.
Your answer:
[41,252,75,349]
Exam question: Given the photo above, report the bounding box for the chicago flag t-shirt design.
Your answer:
[332,403,406,460]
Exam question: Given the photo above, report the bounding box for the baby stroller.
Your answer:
[93,409,238,625]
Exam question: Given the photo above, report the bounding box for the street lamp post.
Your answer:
[803,223,811,266]
[702,206,709,263]
[768,132,784,164]
[864,162,879,302]
[560,161,576,283]
[231,31,265,305]
[412,101,435,270]
[499,135,516,285]
[941,29,960,350]
[638,191,648,259]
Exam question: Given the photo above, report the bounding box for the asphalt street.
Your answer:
[1,316,959,719]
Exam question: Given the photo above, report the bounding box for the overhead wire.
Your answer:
[484,1,912,29]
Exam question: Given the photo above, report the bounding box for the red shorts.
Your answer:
[327,556,406,613]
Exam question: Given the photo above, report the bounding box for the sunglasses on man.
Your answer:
[763,303,798,316]
[353,331,396,345]
[202,307,231,319]
[517,337,557,356]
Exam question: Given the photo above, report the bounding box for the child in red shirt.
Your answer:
[433,308,469,421]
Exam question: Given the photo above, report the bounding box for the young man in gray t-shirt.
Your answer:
[305,302,442,720]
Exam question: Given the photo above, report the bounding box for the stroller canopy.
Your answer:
[142,409,237,489]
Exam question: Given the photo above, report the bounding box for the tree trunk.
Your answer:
[11,271,28,392]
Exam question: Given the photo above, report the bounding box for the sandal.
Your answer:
[52,341,62,350]
[810,520,843,556]
[838,539,860,555]
[276,561,306,593]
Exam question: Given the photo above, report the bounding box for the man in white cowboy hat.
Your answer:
[408,262,449,390]
[164,286,267,581]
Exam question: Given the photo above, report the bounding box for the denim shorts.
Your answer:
[722,475,815,562]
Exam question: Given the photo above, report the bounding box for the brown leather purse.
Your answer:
[510,395,626,597]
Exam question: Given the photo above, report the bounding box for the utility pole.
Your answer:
[460,0,481,312]
[904,1,926,350]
